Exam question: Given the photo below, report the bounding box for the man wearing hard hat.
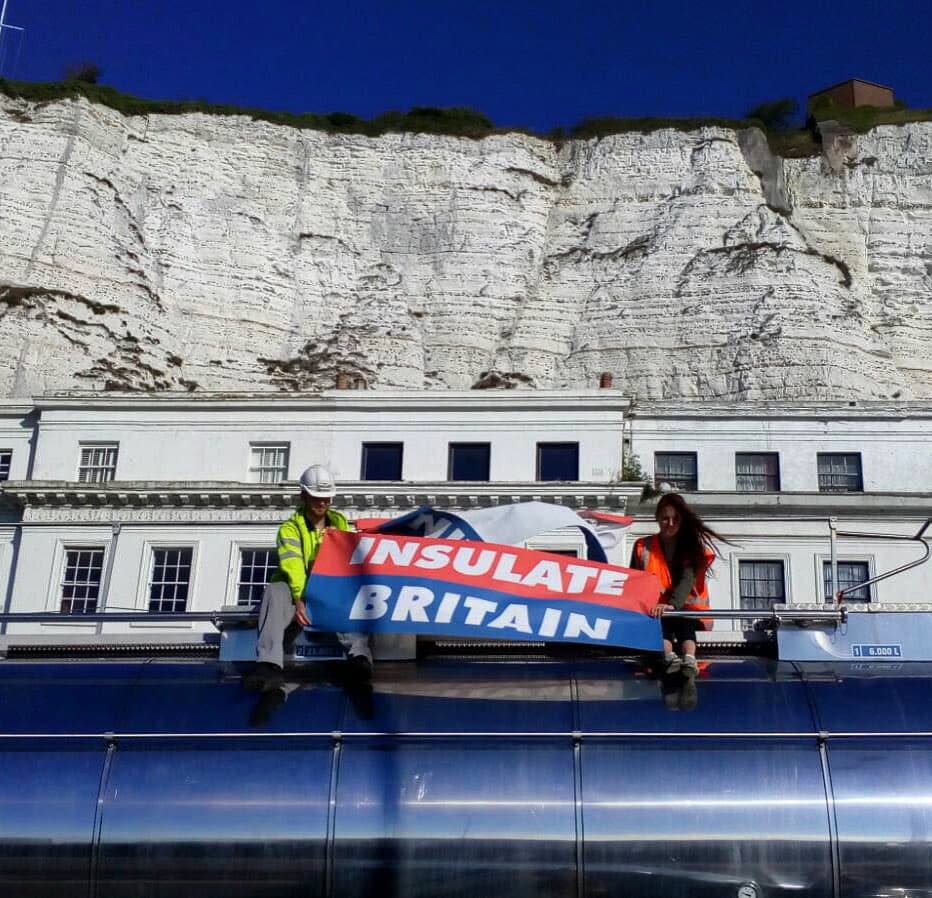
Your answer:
[251,464,372,687]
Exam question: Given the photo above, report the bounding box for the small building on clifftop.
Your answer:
[808,78,895,112]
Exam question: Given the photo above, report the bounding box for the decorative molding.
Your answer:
[7,480,635,516]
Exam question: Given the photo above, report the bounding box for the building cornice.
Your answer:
[631,491,932,517]
[1,480,640,512]
[32,389,631,414]
[630,399,932,420]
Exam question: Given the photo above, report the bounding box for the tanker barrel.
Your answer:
[3,655,932,897]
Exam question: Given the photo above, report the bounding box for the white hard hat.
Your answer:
[299,465,336,499]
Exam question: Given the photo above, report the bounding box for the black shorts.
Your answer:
[662,616,698,645]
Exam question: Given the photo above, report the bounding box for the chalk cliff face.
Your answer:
[0,95,929,399]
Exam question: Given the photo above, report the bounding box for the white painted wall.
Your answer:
[629,403,932,492]
[0,404,35,481]
[30,391,626,484]
[3,393,932,646]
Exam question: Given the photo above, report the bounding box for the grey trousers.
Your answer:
[256,580,372,668]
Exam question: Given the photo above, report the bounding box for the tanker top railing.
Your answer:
[0,517,927,639]
[828,516,931,602]
[0,607,845,628]
[0,611,258,626]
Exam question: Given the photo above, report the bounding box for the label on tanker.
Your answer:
[852,643,903,658]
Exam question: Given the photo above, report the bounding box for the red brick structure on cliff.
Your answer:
[809,78,895,112]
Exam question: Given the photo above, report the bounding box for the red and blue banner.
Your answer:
[307,530,663,651]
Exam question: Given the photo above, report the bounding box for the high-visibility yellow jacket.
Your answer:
[270,508,351,601]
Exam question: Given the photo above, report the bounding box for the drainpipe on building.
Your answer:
[97,522,122,634]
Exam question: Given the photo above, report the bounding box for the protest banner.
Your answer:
[306,530,663,651]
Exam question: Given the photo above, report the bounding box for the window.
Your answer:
[654,452,698,491]
[148,548,193,613]
[361,443,403,480]
[537,443,579,481]
[238,548,276,607]
[60,547,105,614]
[738,560,786,609]
[448,443,490,481]
[818,453,863,492]
[0,450,10,481]
[823,560,871,602]
[249,443,290,483]
[735,453,780,492]
[78,443,118,483]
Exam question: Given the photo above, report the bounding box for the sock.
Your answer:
[664,652,677,663]
[683,653,696,664]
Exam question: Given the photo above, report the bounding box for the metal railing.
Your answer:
[828,516,931,602]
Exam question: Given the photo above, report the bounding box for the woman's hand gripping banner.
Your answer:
[306,531,663,651]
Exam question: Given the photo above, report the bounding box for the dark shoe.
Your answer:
[345,680,376,720]
[679,677,698,711]
[249,688,286,726]
[346,653,373,682]
[243,662,285,693]
[283,621,303,655]
[661,674,681,711]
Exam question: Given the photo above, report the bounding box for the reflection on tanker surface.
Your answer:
[3,655,932,897]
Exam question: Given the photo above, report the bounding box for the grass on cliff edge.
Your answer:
[3,78,931,155]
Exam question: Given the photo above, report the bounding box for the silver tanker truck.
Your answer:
[0,519,929,897]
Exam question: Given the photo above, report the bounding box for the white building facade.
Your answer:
[0,391,930,648]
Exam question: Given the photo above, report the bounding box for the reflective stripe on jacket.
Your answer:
[271,508,351,601]
[631,534,713,630]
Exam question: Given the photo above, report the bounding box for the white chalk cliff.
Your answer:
[0,95,929,399]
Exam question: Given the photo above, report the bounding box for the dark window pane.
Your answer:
[738,560,786,609]
[735,453,780,492]
[0,450,10,481]
[537,443,579,481]
[654,453,698,491]
[361,443,403,480]
[817,453,863,492]
[449,443,490,481]
[61,547,105,614]
[78,444,119,483]
[823,560,871,602]
[149,548,193,613]
[238,548,277,607]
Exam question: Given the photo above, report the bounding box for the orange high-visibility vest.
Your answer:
[632,534,713,631]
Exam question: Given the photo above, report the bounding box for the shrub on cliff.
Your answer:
[745,97,799,132]
[62,62,101,84]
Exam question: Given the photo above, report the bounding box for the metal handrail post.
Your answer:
[829,516,839,605]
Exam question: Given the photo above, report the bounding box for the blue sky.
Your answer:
[1,0,930,132]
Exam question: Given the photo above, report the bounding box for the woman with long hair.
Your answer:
[630,492,727,678]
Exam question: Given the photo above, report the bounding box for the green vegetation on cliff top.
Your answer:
[1,78,930,156]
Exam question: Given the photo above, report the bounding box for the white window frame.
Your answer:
[59,545,107,614]
[233,544,278,608]
[133,541,199,627]
[814,554,875,603]
[77,442,119,483]
[729,553,793,631]
[248,442,290,484]
[42,537,112,626]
